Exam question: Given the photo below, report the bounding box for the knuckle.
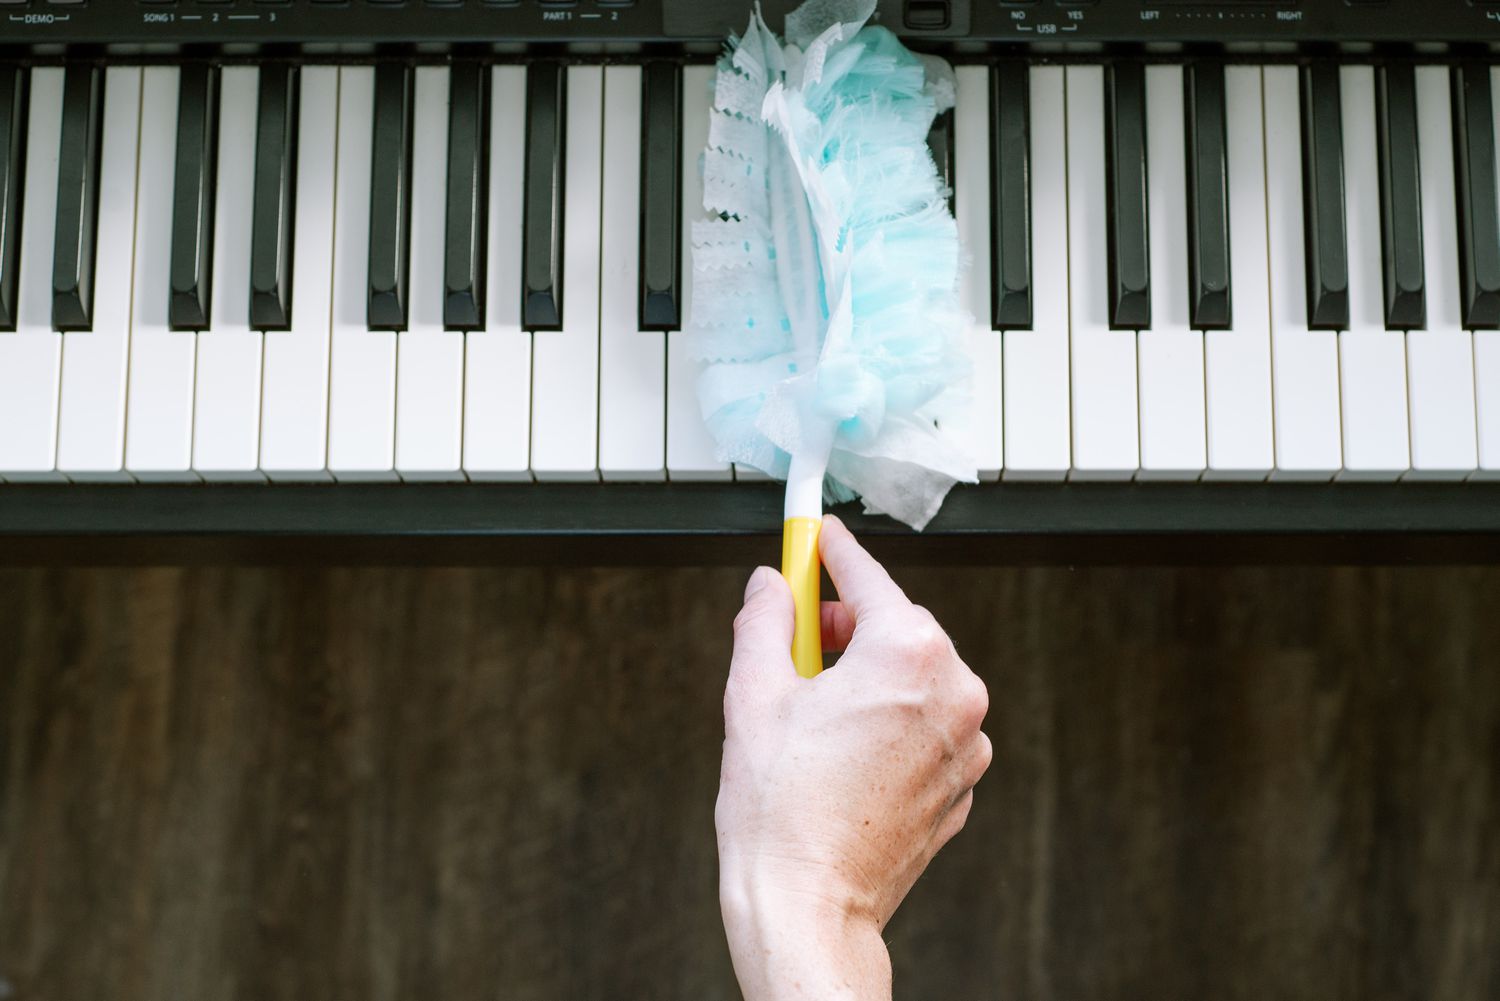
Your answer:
[895,607,951,662]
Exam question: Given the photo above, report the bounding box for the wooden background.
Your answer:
[0,564,1496,1001]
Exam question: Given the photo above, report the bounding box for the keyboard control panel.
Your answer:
[2,0,1499,49]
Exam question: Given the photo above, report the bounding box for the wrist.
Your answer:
[720,863,891,1001]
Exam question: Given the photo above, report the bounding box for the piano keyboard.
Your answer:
[5,59,1500,486]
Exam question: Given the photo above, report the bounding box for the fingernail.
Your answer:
[743,566,773,602]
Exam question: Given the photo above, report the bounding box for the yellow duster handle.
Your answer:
[781,516,823,678]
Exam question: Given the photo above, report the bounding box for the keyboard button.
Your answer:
[394,65,465,480]
[193,65,264,481]
[1336,65,1410,481]
[1186,62,1231,331]
[1452,64,1500,330]
[51,66,103,332]
[1003,65,1070,480]
[990,61,1031,331]
[327,66,398,480]
[1203,66,1275,479]
[1375,64,1425,330]
[522,61,564,330]
[249,63,296,331]
[1406,64,1478,479]
[259,65,339,481]
[169,64,217,332]
[600,65,666,480]
[0,67,23,332]
[1301,64,1350,330]
[1106,62,1150,330]
[1068,65,1139,478]
[1138,63,1206,480]
[531,65,602,481]
[0,67,64,482]
[443,61,487,331]
[954,65,1001,480]
[1265,66,1342,479]
[367,62,412,330]
[666,65,729,481]
[638,61,680,331]
[126,68,198,481]
[56,67,143,481]
[463,63,532,481]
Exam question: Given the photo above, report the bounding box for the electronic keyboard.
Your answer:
[6,0,1500,564]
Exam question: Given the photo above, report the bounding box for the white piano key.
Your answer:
[1405,66,1476,480]
[667,65,731,481]
[530,65,603,482]
[1066,65,1138,480]
[1473,67,1500,479]
[260,66,339,482]
[1263,66,1342,480]
[0,67,64,482]
[1336,66,1410,482]
[125,68,196,481]
[598,66,666,482]
[954,65,1002,481]
[1204,66,1275,480]
[193,66,265,481]
[1003,65,1071,482]
[394,66,465,481]
[56,67,140,481]
[464,65,532,482]
[327,66,398,481]
[1138,64,1207,481]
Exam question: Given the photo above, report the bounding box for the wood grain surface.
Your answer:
[0,566,1496,1001]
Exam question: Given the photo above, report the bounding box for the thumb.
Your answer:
[728,567,798,696]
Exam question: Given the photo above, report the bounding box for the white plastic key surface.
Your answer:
[1263,66,1342,480]
[1473,68,1500,479]
[56,67,141,481]
[1003,65,1071,481]
[125,68,197,481]
[1404,65,1476,480]
[1066,66,1139,480]
[598,66,667,482]
[954,65,1002,481]
[0,68,64,482]
[529,66,603,482]
[327,67,398,481]
[1204,66,1275,480]
[395,67,466,481]
[259,66,339,482]
[1138,64,1207,481]
[667,65,731,481]
[464,65,532,482]
[1336,66,1410,482]
[193,66,265,481]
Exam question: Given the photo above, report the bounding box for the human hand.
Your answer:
[715,515,992,1000]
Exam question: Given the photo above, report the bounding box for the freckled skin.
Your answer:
[716,516,993,1001]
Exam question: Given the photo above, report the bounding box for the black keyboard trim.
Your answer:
[3,482,1499,566]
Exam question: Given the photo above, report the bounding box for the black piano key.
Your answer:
[1300,64,1350,331]
[639,61,681,331]
[249,65,298,331]
[444,62,488,332]
[1106,62,1151,330]
[1375,64,1425,331]
[51,65,103,332]
[1452,64,1500,330]
[522,62,565,331]
[1186,62,1232,331]
[367,62,413,331]
[927,106,954,214]
[0,67,25,332]
[990,61,1032,331]
[169,64,219,332]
